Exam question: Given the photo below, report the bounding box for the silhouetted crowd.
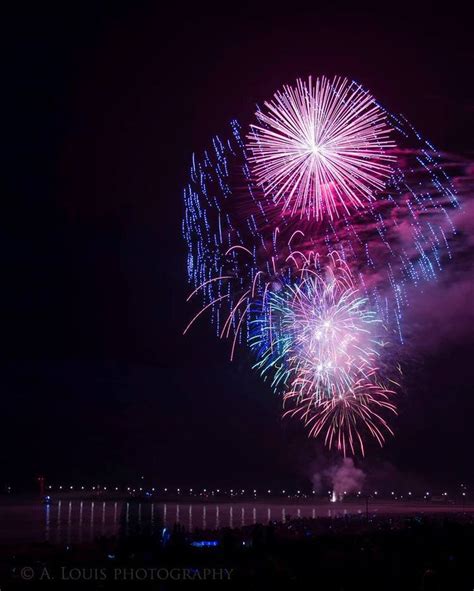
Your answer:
[3,511,474,589]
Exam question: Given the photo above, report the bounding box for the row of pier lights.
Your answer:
[38,483,469,502]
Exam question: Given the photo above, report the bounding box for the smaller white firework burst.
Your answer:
[250,253,397,455]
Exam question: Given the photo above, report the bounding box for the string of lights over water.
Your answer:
[31,483,470,501]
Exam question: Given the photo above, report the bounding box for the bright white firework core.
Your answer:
[248,76,397,220]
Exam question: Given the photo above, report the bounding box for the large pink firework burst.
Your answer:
[248,76,396,220]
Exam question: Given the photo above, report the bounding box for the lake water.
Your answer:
[0,499,471,545]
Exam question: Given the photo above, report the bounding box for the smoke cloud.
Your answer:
[311,456,365,499]
[328,458,365,499]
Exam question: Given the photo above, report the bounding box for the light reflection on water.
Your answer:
[0,500,342,544]
[4,498,465,544]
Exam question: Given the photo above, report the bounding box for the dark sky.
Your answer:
[3,2,473,491]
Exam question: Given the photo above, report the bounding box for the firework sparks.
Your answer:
[248,76,396,220]
[251,254,379,392]
[250,253,397,454]
[284,379,396,456]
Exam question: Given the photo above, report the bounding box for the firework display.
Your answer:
[182,76,459,455]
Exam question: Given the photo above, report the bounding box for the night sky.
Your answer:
[3,2,473,490]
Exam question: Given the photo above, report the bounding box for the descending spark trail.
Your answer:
[248,77,396,220]
[285,379,396,456]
